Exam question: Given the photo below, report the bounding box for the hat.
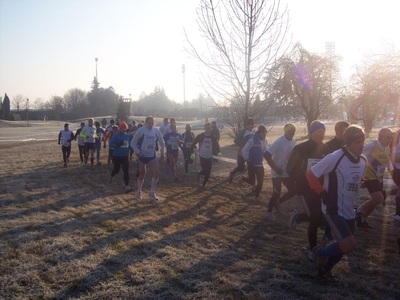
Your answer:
[119,121,128,130]
[112,125,118,129]
[132,120,136,124]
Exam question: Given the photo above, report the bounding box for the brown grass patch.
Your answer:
[0,121,399,299]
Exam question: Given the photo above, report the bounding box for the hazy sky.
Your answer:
[1,0,399,107]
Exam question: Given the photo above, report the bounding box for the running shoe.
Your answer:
[149,192,159,201]
[289,209,298,230]
[124,185,132,193]
[393,214,400,221]
[136,191,142,200]
[174,176,180,182]
[313,246,326,275]
[266,212,274,221]
[307,250,314,262]
[200,185,209,190]
[64,163,67,167]
[322,233,335,244]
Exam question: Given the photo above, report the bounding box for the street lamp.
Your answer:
[95,57,98,80]
[26,98,29,127]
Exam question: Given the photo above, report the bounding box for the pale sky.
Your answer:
[1,0,399,106]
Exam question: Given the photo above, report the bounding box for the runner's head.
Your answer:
[88,118,94,126]
[378,128,393,147]
[245,118,255,130]
[185,124,191,132]
[170,118,176,125]
[344,125,365,155]
[211,121,217,128]
[112,125,118,132]
[145,116,155,129]
[95,121,100,128]
[171,124,177,133]
[80,122,85,128]
[256,125,267,140]
[119,121,128,133]
[204,122,212,135]
[284,123,296,140]
[110,119,115,125]
[309,120,325,144]
[334,121,350,142]
[163,117,169,125]
[64,123,69,130]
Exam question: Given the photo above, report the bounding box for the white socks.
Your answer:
[137,179,143,193]
[150,178,158,193]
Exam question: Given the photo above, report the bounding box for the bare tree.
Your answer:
[348,52,400,135]
[185,0,289,133]
[12,94,25,111]
[64,88,88,118]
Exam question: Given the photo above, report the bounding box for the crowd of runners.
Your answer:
[58,116,400,277]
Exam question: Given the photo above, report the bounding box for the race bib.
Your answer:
[185,142,192,148]
[121,140,129,148]
[307,158,321,171]
[376,165,386,178]
[342,182,360,196]
[146,144,154,151]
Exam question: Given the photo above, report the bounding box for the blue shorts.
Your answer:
[139,156,156,165]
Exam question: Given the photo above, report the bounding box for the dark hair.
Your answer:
[334,121,350,132]
[145,116,154,123]
[110,119,115,124]
[95,121,100,126]
[245,118,254,126]
[80,122,85,126]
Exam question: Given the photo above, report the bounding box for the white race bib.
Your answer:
[376,165,386,178]
[307,158,321,171]
[185,142,192,148]
[342,182,360,196]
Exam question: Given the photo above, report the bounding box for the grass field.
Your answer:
[0,120,399,299]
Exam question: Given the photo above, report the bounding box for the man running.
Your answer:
[181,124,196,175]
[286,120,330,261]
[159,118,170,137]
[390,128,400,221]
[228,119,255,183]
[106,119,115,132]
[265,123,297,219]
[58,123,75,167]
[75,122,85,164]
[108,122,132,193]
[80,118,97,168]
[191,122,221,189]
[131,116,165,201]
[104,125,118,165]
[164,124,183,182]
[325,121,350,153]
[240,125,268,200]
[356,128,394,227]
[94,121,105,165]
[307,125,367,276]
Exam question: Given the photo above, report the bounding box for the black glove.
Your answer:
[319,190,329,205]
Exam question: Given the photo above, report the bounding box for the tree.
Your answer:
[87,78,119,116]
[12,94,25,111]
[34,98,44,110]
[347,52,400,134]
[64,88,88,118]
[3,93,10,120]
[266,43,340,131]
[185,0,289,129]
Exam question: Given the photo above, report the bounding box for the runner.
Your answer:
[103,125,118,165]
[228,119,255,183]
[286,120,330,261]
[181,124,196,175]
[306,125,367,276]
[390,128,400,221]
[265,123,297,219]
[131,116,165,201]
[356,128,394,227]
[240,125,268,200]
[58,123,75,167]
[325,121,350,153]
[106,119,115,132]
[108,122,132,193]
[191,122,221,189]
[94,121,105,165]
[75,122,85,164]
[211,120,220,163]
[159,118,169,137]
[164,124,183,182]
[80,118,97,168]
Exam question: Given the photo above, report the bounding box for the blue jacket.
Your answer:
[109,132,130,157]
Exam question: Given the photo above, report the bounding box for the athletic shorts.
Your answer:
[392,167,400,186]
[139,156,156,165]
[324,214,355,240]
[84,142,95,151]
[365,178,383,194]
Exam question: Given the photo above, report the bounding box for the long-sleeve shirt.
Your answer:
[109,132,130,157]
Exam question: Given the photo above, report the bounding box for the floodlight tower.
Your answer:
[95,57,98,80]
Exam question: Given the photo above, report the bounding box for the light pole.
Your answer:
[26,98,29,127]
[95,57,98,80]
[182,64,186,120]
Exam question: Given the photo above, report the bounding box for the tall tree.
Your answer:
[347,52,400,134]
[12,94,25,111]
[267,43,340,132]
[185,0,289,129]
[64,88,88,118]
[3,93,10,120]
